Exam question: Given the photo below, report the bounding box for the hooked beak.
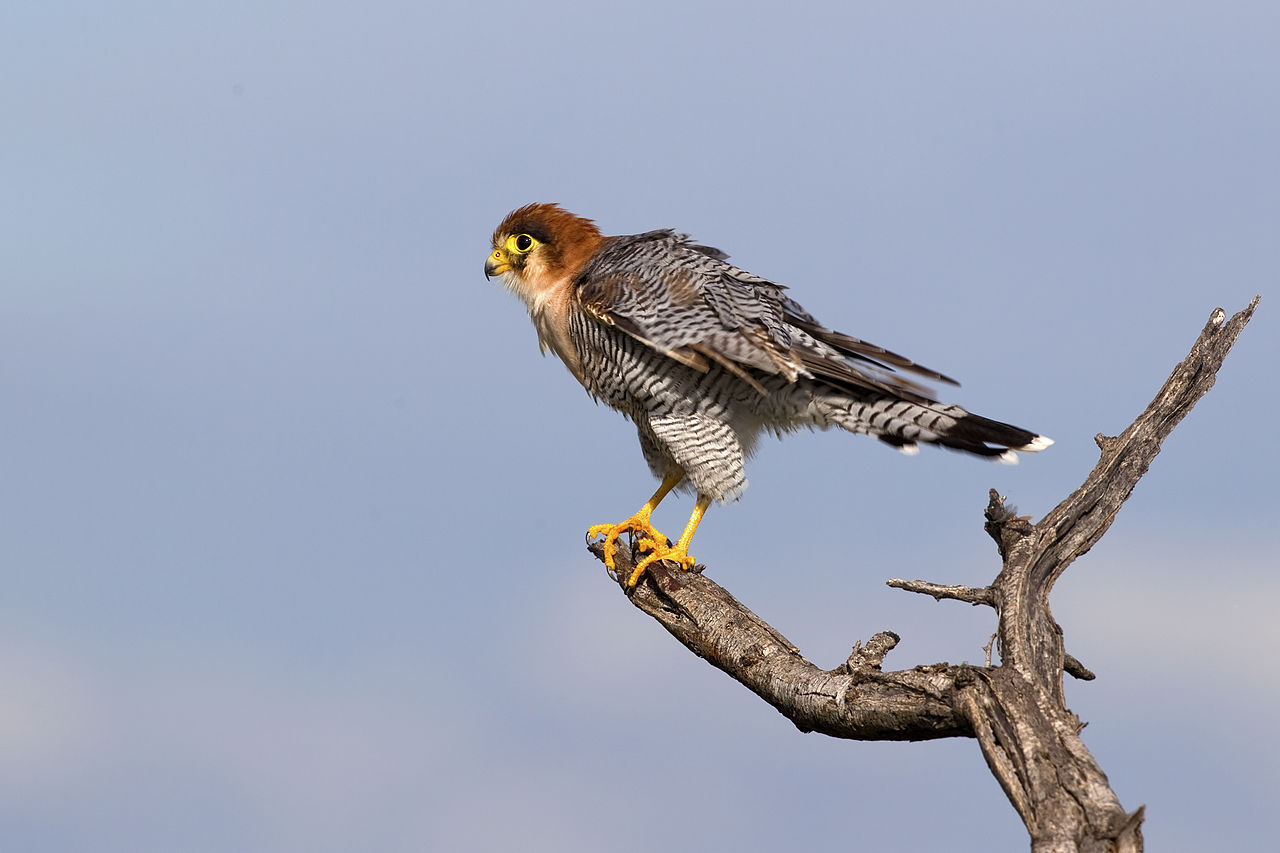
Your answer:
[484,248,510,279]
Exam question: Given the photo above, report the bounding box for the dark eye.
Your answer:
[514,234,533,252]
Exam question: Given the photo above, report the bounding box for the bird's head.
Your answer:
[485,203,604,308]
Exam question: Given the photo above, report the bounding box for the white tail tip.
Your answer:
[1019,435,1054,452]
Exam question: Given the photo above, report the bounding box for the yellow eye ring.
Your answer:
[507,233,536,254]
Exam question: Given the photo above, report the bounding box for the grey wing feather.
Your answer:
[575,231,956,401]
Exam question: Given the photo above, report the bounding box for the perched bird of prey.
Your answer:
[484,204,1051,588]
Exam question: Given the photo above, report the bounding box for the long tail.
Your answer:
[813,394,1052,463]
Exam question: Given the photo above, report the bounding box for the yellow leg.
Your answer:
[626,494,711,588]
[587,473,684,575]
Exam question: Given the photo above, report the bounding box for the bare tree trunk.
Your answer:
[589,297,1259,852]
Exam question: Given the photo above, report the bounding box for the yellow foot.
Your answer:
[587,513,671,577]
[587,474,702,590]
[626,540,696,588]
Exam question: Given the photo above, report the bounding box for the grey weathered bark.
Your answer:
[588,297,1259,853]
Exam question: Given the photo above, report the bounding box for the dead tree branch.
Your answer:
[588,297,1259,852]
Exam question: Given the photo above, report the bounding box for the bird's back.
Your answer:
[569,228,1046,463]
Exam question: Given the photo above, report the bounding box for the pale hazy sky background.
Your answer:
[4,3,1277,851]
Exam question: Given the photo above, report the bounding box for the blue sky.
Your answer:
[4,3,1277,851]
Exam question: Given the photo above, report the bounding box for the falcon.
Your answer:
[484,203,1051,588]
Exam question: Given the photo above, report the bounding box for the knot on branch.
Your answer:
[1064,653,1097,681]
[844,631,900,675]
[984,489,1035,557]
